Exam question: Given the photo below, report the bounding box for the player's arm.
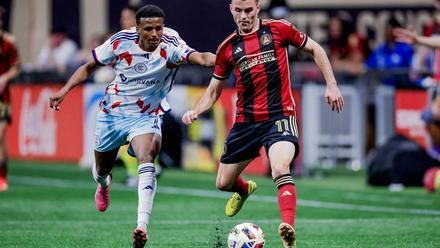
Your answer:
[49,60,100,110]
[394,27,440,49]
[302,37,344,112]
[182,77,226,125]
[188,52,216,67]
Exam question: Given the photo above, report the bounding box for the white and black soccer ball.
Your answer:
[227,223,265,248]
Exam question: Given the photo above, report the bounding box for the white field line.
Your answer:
[8,176,440,216]
[343,192,432,205]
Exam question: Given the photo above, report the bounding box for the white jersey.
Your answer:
[92,27,194,116]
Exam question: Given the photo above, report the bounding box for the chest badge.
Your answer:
[134,62,148,73]
[260,33,273,46]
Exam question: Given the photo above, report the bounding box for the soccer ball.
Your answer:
[227,223,265,248]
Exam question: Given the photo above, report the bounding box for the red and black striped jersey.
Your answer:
[0,34,19,103]
[214,19,307,123]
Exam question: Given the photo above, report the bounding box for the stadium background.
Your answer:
[2,0,437,174]
[1,1,440,247]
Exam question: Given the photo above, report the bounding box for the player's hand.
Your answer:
[393,27,417,45]
[49,90,67,111]
[325,84,344,113]
[182,110,199,125]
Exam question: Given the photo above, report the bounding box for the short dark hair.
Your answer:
[136,5,165,24]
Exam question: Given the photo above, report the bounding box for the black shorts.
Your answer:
[220,116,300,164]
[0,100,11,123]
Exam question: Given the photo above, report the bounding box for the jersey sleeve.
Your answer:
[167,33,195,65]
[213,43,233,80]
[275,19,308,49]
[92,38,116,66]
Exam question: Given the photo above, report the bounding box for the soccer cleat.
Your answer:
[0,177,8,192]
[132,227,148,248]
[278,223,296,248]
[95,175,112,212]
[225,180,257,217]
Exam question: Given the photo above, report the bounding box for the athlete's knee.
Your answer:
[216,178,233,191]
[271,164,291,179]
[137,153,156,164]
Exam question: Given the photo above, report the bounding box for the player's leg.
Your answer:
[219,122,262,217]
[263,116,299,248]
[0,121,8,191]
[130,132,161,248]
[217,160,257,217]
[93,112,128,211]
[268,141,297,248]
[268,141,296,225]
[93,148,119,212]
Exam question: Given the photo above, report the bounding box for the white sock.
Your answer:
[137,163,157,230]
[92,164,111,187]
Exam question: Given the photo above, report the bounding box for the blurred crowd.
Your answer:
[0,3,436,89]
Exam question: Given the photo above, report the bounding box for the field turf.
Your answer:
[1,160,439,247]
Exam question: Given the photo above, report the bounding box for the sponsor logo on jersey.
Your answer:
[237,50,276,72]
[135,79,160,86]
[134,62,148,73]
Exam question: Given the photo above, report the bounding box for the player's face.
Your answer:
[137,17,164,51]
[230,0,260,34]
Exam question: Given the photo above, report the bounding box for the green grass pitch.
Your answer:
[1,160,440,247]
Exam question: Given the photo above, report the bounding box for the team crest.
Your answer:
[260,33,273,46]
[134,62,148,73]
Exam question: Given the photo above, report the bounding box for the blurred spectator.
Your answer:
[393,1,440,87]
[328,11,368,80]
[367,94,440,192]
[120,5,138,30]
[35,26,79,77]
[268,0,288,19]
[0,6,21,191]
[366,17,414,87]
[73,34,104,66]
[71,33,115,84]
[394,28,440,49]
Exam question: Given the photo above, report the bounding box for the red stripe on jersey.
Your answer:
[113,40,121,50]
[118,51,132,65]
[275,46,295,115]
[267,20,298,116]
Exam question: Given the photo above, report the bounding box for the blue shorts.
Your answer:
[94,112,162,152]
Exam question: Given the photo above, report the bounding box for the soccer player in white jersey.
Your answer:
[49,5,215,248]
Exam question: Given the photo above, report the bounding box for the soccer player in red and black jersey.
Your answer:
[0,6,21,192]
[182,0,343,247]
